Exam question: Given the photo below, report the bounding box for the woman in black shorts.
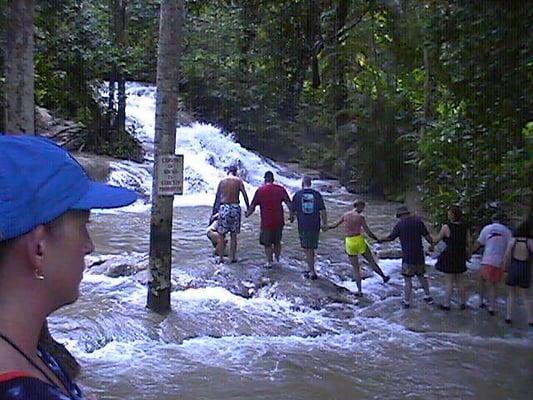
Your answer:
[504,220,532,325]
[433,206,471,311]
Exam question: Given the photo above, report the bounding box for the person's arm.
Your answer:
[318,193,327,229]
[361,216,378,241]
[502,239,514,271]
[465,230,473,260]
[471,226,486,254]
[433,224,449,244]
[289,194,297,223]
[379,223,399,243]
[420,221,433,246]
[424,233,434,251]
[282,188,292,210]
[320,209,328,230]
[326,215,344,231]
[246,191,258,217]
[240,180,250,209]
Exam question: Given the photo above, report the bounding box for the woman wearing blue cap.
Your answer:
[0,135,137,399]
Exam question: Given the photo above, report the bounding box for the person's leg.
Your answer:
[457,274,467,309]
[518,288,533,325]
[488,282,497,315]
[273,243,281,262]
[305,248,317,278]
[260,230,273,266]
[264,245,274,264]
[417,274,431,297]
[441,274,453,309]
[479,276,486,308]
[229,232,238,262]
[348,255,362,295]
[362,248,389,282]
[403,276,412,307]
[216,233,226,263]
[506,286,515,323]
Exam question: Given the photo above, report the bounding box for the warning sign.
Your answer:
[157,154,184,196]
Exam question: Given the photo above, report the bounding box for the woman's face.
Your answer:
[44,210,94,309]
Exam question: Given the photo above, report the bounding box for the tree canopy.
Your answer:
[1,0,530,224]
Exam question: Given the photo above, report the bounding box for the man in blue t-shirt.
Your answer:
[290,176,327,279]
[380,205,434,308]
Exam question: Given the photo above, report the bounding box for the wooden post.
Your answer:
[147,0,184,313]
[4,0,34,134]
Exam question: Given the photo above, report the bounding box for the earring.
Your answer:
[34,269,45,280]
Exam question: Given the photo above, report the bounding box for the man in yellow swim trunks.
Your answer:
[325,200,390,296]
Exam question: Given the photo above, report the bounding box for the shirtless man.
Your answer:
[214,164,250,263]
[326,200,390,296]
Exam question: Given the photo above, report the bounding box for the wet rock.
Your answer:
[87,253,148,278]
[73,153,112,182]
[36,107,86,151]
[377,249,403,259]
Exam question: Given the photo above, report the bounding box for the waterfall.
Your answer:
[105,82,305,208]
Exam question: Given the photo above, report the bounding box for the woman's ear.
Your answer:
[24,225,48,271]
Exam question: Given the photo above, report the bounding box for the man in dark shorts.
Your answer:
[214,164,250,263]
[380,205,434,308]
[290,176,327,279]
[246,171,291,267]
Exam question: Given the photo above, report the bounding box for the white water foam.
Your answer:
[102,82,312,210]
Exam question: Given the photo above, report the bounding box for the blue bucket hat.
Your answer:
[0,135,137,241]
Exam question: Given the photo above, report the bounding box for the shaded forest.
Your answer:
[0,0,531,224]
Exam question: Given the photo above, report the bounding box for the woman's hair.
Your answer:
[514,219,532,238]
[354,199,366,209]
[448,205,463,222]
[0,238,15,263]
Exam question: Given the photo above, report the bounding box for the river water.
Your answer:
[49,83,531,399]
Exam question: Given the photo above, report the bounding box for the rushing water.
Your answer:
[49,84,532,400]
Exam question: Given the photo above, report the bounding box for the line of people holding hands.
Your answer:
[212,166,532,326]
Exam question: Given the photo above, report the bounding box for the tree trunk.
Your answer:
[111,0,128,139]
[147,0,184,313]
[5,0,80,378]
[419,1,437,137]
[309,0,321,89]
[422,44,435,120]
[5,0,34,134]
[334,0,349,112]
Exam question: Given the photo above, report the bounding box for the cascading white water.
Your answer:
[105,82,307,208]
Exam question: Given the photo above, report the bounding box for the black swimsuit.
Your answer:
[436,222,468,274]
[505,238,531,289]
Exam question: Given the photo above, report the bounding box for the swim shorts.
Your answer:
[299,230,320,249]
[505,259,531,289]
[345,235,368,256]
[402,263,426,277]
[260,227,283,246]
[217,204,241,234]
[480,264,504,284]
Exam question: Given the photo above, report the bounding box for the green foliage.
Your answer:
[6,0,528,224]
[420,116,531,226]
[99,131,143,161]
[417,1,531,225]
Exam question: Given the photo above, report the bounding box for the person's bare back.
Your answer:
[218,175,245,204]
[343,210,364,236]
